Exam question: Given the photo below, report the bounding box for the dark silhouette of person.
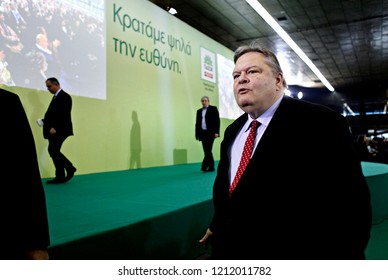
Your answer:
[0,88,50,259]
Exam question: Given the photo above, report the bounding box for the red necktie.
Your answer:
[229,120,260,196]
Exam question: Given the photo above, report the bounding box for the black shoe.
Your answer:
[65,167,77,182]
[207,168,215,172]
[47,178,66,184]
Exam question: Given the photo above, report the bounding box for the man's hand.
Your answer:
[27,249,49,260]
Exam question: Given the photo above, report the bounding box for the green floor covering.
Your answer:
[44,163,214,247]
[43,162,388,259]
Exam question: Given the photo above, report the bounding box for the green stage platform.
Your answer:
[43,162,388,260]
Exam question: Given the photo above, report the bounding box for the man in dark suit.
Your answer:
[0,88,50,259]
[43,77,76,184]
[200,43,372,259]
[195,96,220,172]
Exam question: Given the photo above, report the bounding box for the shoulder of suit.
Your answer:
[59,90,72,97]
[281,95,341,121]
[0,89,18,99]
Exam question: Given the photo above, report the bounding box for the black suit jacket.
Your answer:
[0,89,50,256]
[210,96,372,259]
[195,105,220,140]
[43,89,73,139]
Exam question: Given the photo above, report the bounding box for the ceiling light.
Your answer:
[245,0,335,92]
[284,89,292,96]
[343,103,355,116]
[167,6,177,15]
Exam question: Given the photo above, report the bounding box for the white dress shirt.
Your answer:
[229,95,283,184]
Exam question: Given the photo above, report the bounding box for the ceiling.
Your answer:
[148,0,388,116]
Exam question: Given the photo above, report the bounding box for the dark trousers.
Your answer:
[200,129,215,170]
[48,135,74,179]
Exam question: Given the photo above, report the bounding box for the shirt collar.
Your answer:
[245,94,284,131]
[54,88,61,97]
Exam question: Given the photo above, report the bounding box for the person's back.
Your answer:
[0,89,50,259]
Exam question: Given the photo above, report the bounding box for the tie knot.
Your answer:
[251,120,259,130]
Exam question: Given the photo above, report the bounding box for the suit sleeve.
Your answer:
[195,109,201,140]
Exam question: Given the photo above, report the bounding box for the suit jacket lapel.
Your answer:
[226,113,248,148]
[250,96,291,160]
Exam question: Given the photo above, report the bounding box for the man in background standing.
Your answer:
[42,77,76,184]
[195,96,220,172]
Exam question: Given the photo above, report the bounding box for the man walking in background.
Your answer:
[42,77,76,184]
[195,96,220,172]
